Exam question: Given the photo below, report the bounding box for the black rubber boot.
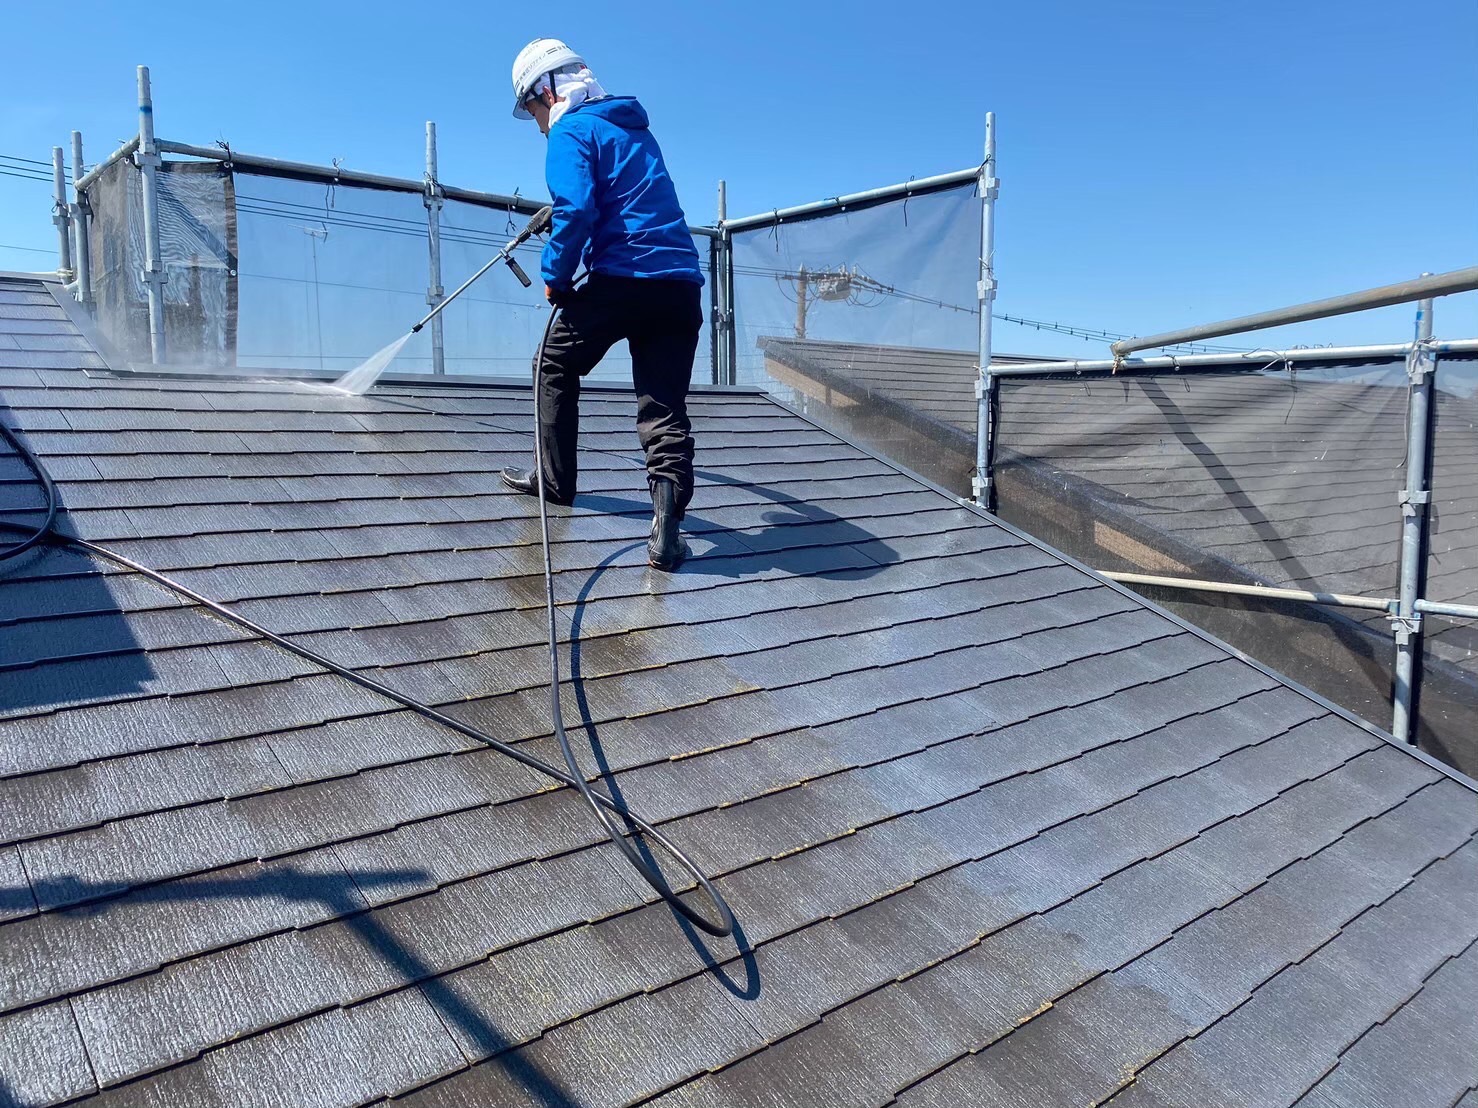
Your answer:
[647,478,689,571]
[500,467,572,506]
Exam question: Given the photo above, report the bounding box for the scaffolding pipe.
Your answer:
[726,229,739,384]
[1099,577,1478,623]
[1111,267,1478,359]
[1101,571,1396,613]
[423,122,446,376]
[153,136,718,239]
[722,166,980,232]
[156,139,496,202]
[69,132,93,309]
[448,182,568,221]
[50,148,74,281]
[988,339,1478,378]
[1392,296,1437,744]
[712,179,728,386]
[1415,598,1478,620]
[974,112,998,509]
[721,184,738,384]
[135,66,167,362]
[72,136,139,193]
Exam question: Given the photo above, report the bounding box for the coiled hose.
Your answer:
[0,318,736,937]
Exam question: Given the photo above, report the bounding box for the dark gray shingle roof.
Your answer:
[758,335,1478,611]
[759,336,1478,768]
[1,277,1476,1107]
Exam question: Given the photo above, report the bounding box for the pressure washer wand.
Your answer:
[411,205,552,334]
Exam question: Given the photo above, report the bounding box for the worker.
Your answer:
[501,38,703,572]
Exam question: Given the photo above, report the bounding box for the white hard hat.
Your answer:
[511,38,584,119]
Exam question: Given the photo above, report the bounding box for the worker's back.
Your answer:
[542,96,702,287]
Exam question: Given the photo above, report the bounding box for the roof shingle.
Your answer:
[1,277,1475,1106]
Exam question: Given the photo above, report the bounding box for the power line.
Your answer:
[0,153,63,169]
[0,167,58,186]
[234,196,545,255]
[236,187,543,242]
[844,268,1249,352]
[236,191,535,242]
[233,191,708,272]
[238,270,544,312]
[747,263,1250,354]
[0,156,71,182]
[236,192,433,233]
[0,244,55,255]
[991,311,1248,354]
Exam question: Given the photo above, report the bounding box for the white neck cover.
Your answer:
[539,65,607,128]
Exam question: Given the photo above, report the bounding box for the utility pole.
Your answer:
[304,226,329,371]
[794,265,809,339]
[424,122,446,375]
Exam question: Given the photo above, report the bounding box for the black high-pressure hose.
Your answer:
[526,296,733,929]
[0,342,736,937]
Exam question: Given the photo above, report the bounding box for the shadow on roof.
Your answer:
[13,865,584,1107]
[0,410,160,716]
[576,468,900,582]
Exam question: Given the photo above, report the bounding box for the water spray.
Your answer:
[0,196,736,936]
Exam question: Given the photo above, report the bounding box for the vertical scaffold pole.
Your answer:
[135,65,167,362]
[716,180,732,385]
[52,147,74,280]
[424,122,446,376]
[70,132,93,310]
[1392,290,1436,744]
[973,111,999,509]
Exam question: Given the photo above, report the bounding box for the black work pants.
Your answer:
[535,274,702,513]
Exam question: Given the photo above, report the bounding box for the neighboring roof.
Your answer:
[758,336,1478,673]
[758,337,1048,442]
[3,276,1477,1107]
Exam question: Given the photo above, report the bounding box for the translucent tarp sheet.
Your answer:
[233,172,713,384]
[1418,613,1478,776]
[728,184,983,492]
[994,360,1411,598]
[991,357,1433,755]
[87,159,236,366]
[235,174,440,374]
[86,156,145,361]
[438,198,714,384]
[1426,354,1478,609]
[1421,353,1478,764]
[439,195,575,378]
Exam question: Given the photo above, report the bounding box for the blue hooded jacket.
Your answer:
[541,96,702,290]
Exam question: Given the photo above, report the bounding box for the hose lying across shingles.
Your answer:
[0,367,736,937]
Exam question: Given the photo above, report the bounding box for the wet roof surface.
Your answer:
[2,277,1477,1107]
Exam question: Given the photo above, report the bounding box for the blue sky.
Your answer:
[2,0,1474,357]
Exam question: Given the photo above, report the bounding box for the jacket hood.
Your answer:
[567,95,649,130]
